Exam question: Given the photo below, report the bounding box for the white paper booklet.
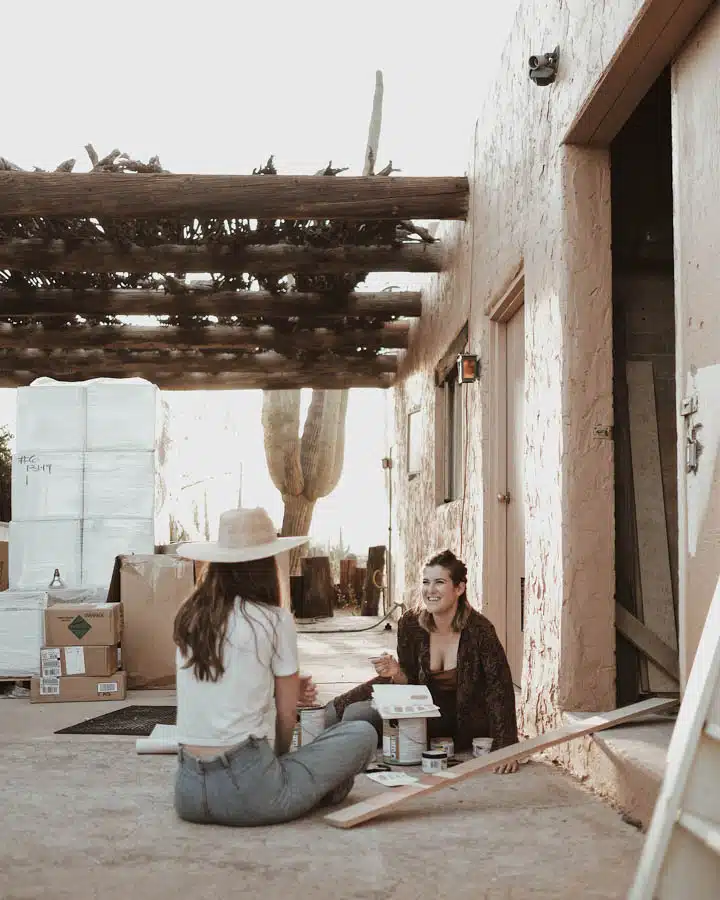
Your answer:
[365,771,419,787]
[371,684,441,719]
[135,724,178,755]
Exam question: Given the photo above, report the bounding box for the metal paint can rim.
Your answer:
[430,737,455,758]
[421,749,448,774]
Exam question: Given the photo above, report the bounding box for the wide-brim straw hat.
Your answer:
[176,507,308,563]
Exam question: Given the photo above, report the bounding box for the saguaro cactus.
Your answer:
[262,388,349,573]
[261,72,382,574]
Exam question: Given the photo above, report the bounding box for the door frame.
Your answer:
[485,271,525,676]
[565,0,715,147]
[564,0,715,700]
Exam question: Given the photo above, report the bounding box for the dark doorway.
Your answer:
[611,68,679,705]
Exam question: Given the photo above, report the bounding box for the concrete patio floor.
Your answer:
[0,616,646,900]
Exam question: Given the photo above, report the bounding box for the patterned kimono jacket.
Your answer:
[332,607,519,751]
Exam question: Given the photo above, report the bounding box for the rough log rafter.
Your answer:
[0,288,422,319]
[0,239,442,276]
[0,152,445,388]
[0,348,399,375]
[0,173,468,220]
[0,322,410,352]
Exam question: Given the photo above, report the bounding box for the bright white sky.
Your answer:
[0,0,518,553]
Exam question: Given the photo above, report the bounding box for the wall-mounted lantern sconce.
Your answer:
[529,46,559,86]
[457,353,480,384]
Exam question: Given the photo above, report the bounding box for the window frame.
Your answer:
[435,324,468,505]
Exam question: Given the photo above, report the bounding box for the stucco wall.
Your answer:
[390,0,654,731]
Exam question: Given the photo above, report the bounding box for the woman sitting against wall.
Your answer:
[324,549,520,774]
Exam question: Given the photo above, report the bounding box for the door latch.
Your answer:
[681,394,701,474]
[497,492,511,504]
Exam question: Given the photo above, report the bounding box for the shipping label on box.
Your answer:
[30,670,127,703]
[41,645,118,677]
[44,602,122,647]
[107,554,194,689]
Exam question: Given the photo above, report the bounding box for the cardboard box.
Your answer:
[40,644,118,678]
[30,670,127,703]
[44,602,122,647]
[107,554,194,689]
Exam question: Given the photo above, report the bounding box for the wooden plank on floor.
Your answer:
[324,697,677,829]
[626,360,678,692]
[616,604,680,682]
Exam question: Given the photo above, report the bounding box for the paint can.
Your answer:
[472,737,494,757]
[430,737,455,759]
[421,749,448,774]
[297,705,326,746]
[382,717,427,765]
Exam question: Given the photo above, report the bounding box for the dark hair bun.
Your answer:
[424,549,467,586]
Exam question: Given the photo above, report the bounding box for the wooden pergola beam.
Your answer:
[0,321,410,352]
[0,239,443,275]
[0,368,395,391]
[0,288,422,320]
[0,348,399,376]
[0,173,468,220]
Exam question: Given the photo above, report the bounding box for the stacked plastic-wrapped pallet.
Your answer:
[81,379,157,584]
[0,377,158,678]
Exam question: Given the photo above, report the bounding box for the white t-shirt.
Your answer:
[175,599,298,747]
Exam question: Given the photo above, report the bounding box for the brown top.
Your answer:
[428,667,458,691]
[332,607,519,751]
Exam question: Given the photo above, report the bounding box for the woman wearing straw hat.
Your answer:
[172,507,377,826]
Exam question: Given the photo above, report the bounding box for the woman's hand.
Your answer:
[493,760,519,775]
[372,653,403,681]
[297,673,318,707]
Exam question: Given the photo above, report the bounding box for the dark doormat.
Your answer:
[55,705,177,736]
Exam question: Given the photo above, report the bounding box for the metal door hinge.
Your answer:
[681,395,698,418]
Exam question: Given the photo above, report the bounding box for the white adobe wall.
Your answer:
[390,0,653,732]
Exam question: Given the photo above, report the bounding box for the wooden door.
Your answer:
[673,9,720,684]
[504,304,525,683]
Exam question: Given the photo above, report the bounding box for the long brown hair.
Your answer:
[174,556,280,682]
[417,549,471,633]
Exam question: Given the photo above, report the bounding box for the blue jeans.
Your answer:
[175,720,376,826]
[324,699,383,744]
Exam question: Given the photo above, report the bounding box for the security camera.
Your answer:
[529,52,554,69]
[529,45,559,86]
